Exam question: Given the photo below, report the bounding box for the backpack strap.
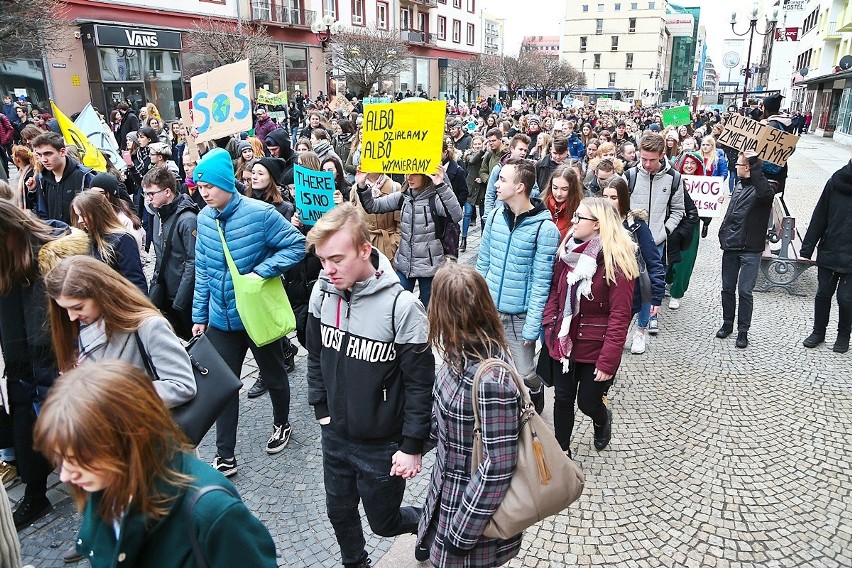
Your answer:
[184,485,240,568]
[390,288,404,339]
[667,170,682,211]
[626,167,637,194]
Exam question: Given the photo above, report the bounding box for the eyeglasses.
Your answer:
[143,188,168,198]
[572,213,597,223]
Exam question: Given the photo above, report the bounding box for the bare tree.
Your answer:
[497,51,543,100]
[183,18,278,78]
[448,55,500,103]
[329,28,411,98]
[0,0,74,59]
[529,54,587,96]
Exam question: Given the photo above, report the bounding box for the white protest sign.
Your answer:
[190,59,253,143]
[683,175,725,218]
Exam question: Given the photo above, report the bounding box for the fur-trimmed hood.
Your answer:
[37,228,91,276]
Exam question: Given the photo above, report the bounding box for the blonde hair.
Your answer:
[305,202,370,253]
[571,197,639,284]
[597,141,617,158]
[700,136,719,166]
[298,151,322,171]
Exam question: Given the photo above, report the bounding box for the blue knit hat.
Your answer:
[194,148,236,193]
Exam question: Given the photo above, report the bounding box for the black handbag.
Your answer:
[134,332,243,446]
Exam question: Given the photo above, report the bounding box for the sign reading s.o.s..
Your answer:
[190,59,252,143]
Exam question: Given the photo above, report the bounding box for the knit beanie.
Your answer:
[238,140,253,154]
[194,148,236,193]
[256,157,287,185]
[90,173,120,198]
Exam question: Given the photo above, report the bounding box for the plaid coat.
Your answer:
[416,353,523,567]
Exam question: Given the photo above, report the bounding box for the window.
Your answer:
[630,2,637,8]
[148,52,163,73]
[580,36,587,52]
[614,2,621,9]
[466,23,475,45]
[169,53,180,72]
[351,0,364,25]
[452,19,461,43]
[418,11,428,32]
[596,19,603,34]
[467,0,475,13]
[629,18,636,32]
[582,4,588,11]
[400,7,411,29]
[625,53,633,69]
[648,1,654,8]
[597,3,604,11]
[611,36,618,51]
[437,16,446,39]
[453,0,461,7]
[323,0,336,18]
[608,72,616,87]
[593,54,601,69]
[376,1,388,29]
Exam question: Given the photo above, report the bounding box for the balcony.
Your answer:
[840,6,852,33]
[401,0,438,7]
[400,29,437,44]
[825,20,841,39]
[250,1,316,27]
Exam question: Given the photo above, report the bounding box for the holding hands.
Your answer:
[390,451,422,479]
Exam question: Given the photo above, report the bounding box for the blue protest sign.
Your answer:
[294,164,336,226]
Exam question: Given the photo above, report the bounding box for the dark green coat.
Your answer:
[75,452,276,567]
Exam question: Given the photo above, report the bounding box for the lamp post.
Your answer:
[312,15,344,95]
[731,2,778,110]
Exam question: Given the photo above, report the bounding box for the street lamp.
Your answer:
[312,14,344,50]
[731,1,779,109]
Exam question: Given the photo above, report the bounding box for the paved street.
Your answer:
[10,135,852,567]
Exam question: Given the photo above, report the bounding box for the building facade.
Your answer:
[561,0,669,104]
[481,12,505,56]
[663,3,700,103]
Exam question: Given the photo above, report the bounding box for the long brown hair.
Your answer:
[33,360,191,523]
[427,263,508,371]
[541,163,584,215]
[245,161,284,205]
[0,200,61,293]
[71,190,127,264]
[44,255,162,372]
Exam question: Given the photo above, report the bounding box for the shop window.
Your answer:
[99,48,142,82]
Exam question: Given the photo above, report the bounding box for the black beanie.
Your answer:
[90,173,120,198]
[256,157,288,185]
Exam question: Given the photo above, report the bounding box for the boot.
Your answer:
[802,332,825,348]
[593,408,613,451]
[834,332,850,354]
[459,237,467,253]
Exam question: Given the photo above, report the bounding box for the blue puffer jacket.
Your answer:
[476,201,560,340]
[193,193,306,331]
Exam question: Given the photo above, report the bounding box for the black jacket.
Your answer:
[35,157,95,224]
[665,190,699,264]
[92,232,148,294]
[118,110,140,150]
[453,132,472,152]
[151,194,199,310]
[444,158,468,207]
[801,159,852,272]
[534,154,559,194]
[718,157,774,252]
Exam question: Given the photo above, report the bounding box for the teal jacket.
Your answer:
[75,452,277,567]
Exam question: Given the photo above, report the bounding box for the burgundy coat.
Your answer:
[542,251,635,376]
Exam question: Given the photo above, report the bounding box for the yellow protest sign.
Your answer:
[717,114,799,167]
[50,101,107,172]
[360,100,446,174]
[257,88,288,107]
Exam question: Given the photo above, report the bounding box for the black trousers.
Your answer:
[552,360,612,452]
[204,327,291,459]
[7,380,52,499]
[813,267,852,337]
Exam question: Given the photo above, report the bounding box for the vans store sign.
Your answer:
[94,25,182,50]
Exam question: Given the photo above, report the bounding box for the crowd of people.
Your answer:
[0,86,849,568]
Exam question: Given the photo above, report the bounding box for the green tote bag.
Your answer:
[217,221,296,347]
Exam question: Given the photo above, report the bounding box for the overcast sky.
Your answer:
[488,0,779,75]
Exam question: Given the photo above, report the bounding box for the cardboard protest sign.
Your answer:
[717,114,799,167]
[596,98,613,112]
[682,175,726,218]
[612,100,632,112]
[190,59,252,143]
[268,111,288,122]
[294,164,336,226]
[178,99,200,163]
[662,105,692,128]
[329,94,354,114]
[257,88,288,107]
[360,100,445,175]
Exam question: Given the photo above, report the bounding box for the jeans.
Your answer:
[552,361,612,451]
[291,126,299,142]
[396,271,433,308]
[462,202,485,237]
[204,327,291,459]
[500,312,539,389]
[727,173,737,194]
[720,250,762,332]
[321,426,419,566]
[636,302,651,329]
[813,267,852,337]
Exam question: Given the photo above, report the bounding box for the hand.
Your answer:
[744,150,758,159]
[429,164,446,186]
[354,169,368,187]
[650,305,660,317]
[390,451,422,479]
[318,416,331,425]
[191,324,206,336]
[25,176,36,191]
[333,190,343,205]
[291,211,303,228]
[475,177,482,184]
[523,340,535,347]
[593,368,613,382]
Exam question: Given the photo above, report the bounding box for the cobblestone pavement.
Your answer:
[11,136,852,567]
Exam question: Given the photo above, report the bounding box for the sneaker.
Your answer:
[13,494,52,530]
[0,461,17,488]
[266,422,292,454]
[414,541,430,562]
[647,316,659,335]
[668,298,680,309]
[247,378,268,398]
[212,455,238,477]
[630,330,647,354]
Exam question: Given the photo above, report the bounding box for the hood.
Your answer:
[832,160,852,196]
[638,155,672,177]
[629,208,649,222]
[317,247,400,299]
[265,129,294,161]
[37,228,90,276]
[765,114,792,128]
[160,192,199,218]
[677,151,706,176]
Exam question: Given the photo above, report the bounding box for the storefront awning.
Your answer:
[794,68,852,87]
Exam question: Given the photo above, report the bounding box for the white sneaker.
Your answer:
[669,298,680,309]
[630,330,647,354]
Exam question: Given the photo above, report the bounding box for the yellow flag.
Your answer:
[50,101,107,172]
